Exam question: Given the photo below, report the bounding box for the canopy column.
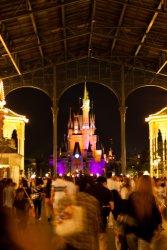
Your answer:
[52,65,59,177]
[119,64,127,175]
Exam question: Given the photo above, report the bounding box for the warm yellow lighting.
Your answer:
[143,171,150,176]
[96,150,102,155]
[145,107,167,122]
[0,164,9,168]
[4,115,29,123]
[4,108,29,123]
[146,107,167,177]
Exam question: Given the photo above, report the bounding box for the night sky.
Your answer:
[5,83,167,161]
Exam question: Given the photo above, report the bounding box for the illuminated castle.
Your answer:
[57,82,106,175]
[0,80,28,184]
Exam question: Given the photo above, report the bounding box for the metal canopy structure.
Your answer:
[1,0,167,174]
[0,0,167,98]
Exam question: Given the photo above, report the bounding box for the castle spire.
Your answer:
[96,135,101,150]
[78,97,82,115]
[90,100,95,126]
[101,145,104,160]
[84,81,89,100]
[91,100,94,114]
[0,80,6,109]
[68,107,73,129]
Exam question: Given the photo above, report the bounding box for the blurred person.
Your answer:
[63,175,78,194]
[30,177,44,220]
[120,177,132,200]
[44,177,53,222]
[75,174,96,192]
[130,176,136,191]
[107,173,117,191]
[53,191,102,250]
[85,176,113,250]
[115,176,122,193]
[0,207,24,250]
[154,178,166,220]
[106,173,116,229]
[85,176,113,231]
[3,178,16,215]
[19,178,31,196]
[107,174,123,193]
[117,175,132,248]
[0,178,6,207]
[122,175,162,250]
[51,176,77,213]
[110,189,128,250]
[13,188,30,233]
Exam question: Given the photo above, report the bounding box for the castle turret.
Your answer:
[81,82,90,150]
[87,141,93,158]
[89,100,96,136]
[68,107,73,130]
[61,134,68,157]
[81,82,90,129]
[95,136,102,162]
[73,113,79,134]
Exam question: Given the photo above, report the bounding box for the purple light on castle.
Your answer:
[57,162,66,175]
[49,153,105,176]
[49,155,66,176]
[89,161,105,176]
[49,159,53,166]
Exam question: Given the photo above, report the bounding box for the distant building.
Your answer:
[145,107,167,177]
[0,80,28,184]
[56,82,106,176]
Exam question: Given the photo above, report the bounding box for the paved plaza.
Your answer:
[13,210,116,250]
[12,206,167,250]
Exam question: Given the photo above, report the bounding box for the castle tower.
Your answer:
[89,101,96,136]
[82,82,90,127]
[61,82,104,175]
[67,107,73,131]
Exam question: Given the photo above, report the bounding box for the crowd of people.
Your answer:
[0,172,167,250]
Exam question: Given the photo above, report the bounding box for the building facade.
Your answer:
[0,80,28,184]
[145,107,167,177]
